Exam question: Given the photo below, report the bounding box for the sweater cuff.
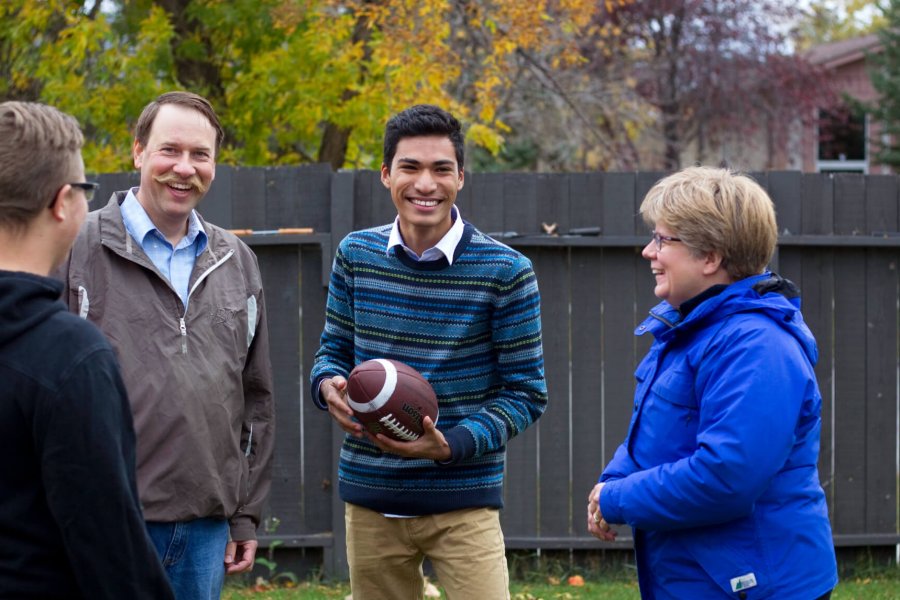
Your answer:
[599,480,624,525]
[436,426,476,466]
[311,375,330,410]
[229,515,257,542]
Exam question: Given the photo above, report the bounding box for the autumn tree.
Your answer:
[455,1,650,171]
[1,0,635,172]
[593,0,836,170]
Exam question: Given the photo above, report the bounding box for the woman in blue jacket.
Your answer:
[587,166,838,599]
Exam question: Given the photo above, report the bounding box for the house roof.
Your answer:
[805,33,882,69]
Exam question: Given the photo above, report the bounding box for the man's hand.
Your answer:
[587,483,616,542]
[368,416,451,462]
[225,539,258,575]
[321,376,364,438]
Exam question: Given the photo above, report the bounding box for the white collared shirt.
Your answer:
[387,206,464,265]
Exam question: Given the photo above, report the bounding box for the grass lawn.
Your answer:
[224,572,900,599]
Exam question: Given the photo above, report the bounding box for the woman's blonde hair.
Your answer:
[640,166,778,281]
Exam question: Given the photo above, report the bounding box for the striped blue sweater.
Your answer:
[311,222,547,515]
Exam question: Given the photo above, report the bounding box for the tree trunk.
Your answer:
[318,122,352,170]
[158,0,224,101]
[316,2,376,169]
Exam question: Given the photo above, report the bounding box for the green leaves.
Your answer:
[1,0,627,171]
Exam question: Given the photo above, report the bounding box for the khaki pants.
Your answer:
[345,503,510,600]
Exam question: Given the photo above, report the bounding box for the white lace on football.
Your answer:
[379,414,419,441]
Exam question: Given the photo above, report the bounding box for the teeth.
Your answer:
[169,183,191,191]
[411,198,438,207]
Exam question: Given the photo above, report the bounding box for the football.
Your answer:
[346,358,439,442]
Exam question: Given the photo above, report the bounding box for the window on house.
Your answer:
[817,107,867,173]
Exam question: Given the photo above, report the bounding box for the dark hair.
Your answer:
[382,104,464,170]
[134,91,224,155]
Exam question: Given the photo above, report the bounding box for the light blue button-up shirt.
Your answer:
[120,188,208,309]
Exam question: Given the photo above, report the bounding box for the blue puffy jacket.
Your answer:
[599,273,838,599]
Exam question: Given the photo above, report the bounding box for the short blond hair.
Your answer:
[0,101,84,230]
[640,166,778,281]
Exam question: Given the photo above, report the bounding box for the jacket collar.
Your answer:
[97,191,234,274]
[637,272,780,339]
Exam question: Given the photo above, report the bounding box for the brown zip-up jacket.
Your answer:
[59,192,275,541]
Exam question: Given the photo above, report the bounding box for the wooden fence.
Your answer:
[94,168,900,576]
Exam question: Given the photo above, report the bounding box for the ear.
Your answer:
[380,164,391,189]
[133,138,144,169]
[702,251,725,276]
[48,185,71,223]
[457,167,464,191]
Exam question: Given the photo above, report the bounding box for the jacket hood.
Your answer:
[644,272,818,366]
[0,271,65,347]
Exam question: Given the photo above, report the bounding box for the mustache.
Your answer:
[154,173,209,195]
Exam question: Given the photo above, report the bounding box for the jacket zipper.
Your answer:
[178,249,235,354]
[179,317,188,353]
[649,311,677,329]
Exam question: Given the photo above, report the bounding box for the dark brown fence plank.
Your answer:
[568,172,604,235]
[369,171,394,227]
[601,249,640,471]
[265,165,333,232]
[778,248,803,289]
[231,167,267,229]
[833,175,867,235]
[602,173,637,236]
[354,169,394,229]
[256,246,303,536]
[468,173,506,235]
[865,175,899,234]
[266,167,301,229]
[537,174,570,234]
[351,171,373,229]
[95,171,140,207]
[831,249,868,534]
[570,247,606,541]
[501,424,540,539]
[299,245,333,534]
[532,247,572,538]
[504,173,539,236]
[799,247,836,507]
[864,249,898,534]
[201,165,233,229]
[454,170,474,218]
[802,173,834,235]
[769,171,803,236]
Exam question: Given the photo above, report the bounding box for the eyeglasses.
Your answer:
[69,182,100,203]
[49,182,100,209]
[651,231,682,252]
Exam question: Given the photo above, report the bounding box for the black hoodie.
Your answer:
[0,270,173,599]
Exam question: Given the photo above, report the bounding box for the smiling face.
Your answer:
[642,223,730,308]
[133,103,216,243]
[381,135,464,256]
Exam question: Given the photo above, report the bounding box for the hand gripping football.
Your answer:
[347,359,439,442]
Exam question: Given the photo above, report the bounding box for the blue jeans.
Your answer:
[145,518,229,600]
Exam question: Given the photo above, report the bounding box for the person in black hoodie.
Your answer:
[0,101,174,599]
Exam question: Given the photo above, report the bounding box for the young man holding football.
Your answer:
[311,104,548,599]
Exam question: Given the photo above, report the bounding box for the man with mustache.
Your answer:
[59,91,275,600]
